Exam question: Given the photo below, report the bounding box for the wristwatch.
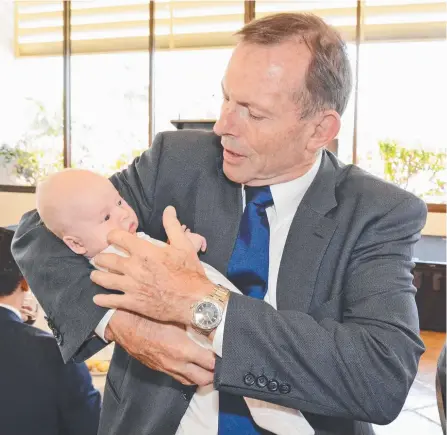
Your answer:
[191,284,230,336]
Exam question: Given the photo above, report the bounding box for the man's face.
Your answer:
[214,40,318,186]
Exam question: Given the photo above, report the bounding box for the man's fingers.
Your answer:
[163,206,195,252]
[93,293,124,309]
[172,373,195,386]
[107,229,158,257]
[169,361,213,386]
[91,270,136,293]
[94,252,131,275]
[185,340,216,371]
[93,292,149,314]
[183,363,214,386]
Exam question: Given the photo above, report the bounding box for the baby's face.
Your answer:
[67,181,139,258]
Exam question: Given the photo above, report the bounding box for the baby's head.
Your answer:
[36,169,138,258]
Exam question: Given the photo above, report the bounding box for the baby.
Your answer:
[36,169,313,435]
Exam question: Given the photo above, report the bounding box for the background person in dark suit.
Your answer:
[12,13,427,435]
[0,227,101,435]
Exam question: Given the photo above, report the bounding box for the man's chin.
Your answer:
[222,163,250,185]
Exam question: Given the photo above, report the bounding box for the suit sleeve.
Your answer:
[56,361,101,435]
[11,133,166,363]
[215,195,427,425]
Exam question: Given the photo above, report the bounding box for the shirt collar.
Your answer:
[241,152,322,219]
[269,151,322,221]
[0,303,22,321]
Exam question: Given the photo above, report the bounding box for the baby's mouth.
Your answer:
[129,222,137,233]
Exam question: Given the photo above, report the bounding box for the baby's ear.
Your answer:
[63,235,87,255]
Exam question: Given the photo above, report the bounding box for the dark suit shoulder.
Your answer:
[157,130,222,170]
[7,321,65,366]
[336,163,427,216]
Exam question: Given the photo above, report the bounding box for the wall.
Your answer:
[1,191,445,236]
[0,192,36,226]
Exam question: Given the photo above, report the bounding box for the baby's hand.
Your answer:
[182,225,207,253]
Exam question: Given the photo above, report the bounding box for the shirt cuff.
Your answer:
[211,303,228,358]
[95,309,116,342]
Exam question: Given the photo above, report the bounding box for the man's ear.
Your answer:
[63,235,87,255]
[307,109,341,153]
[19,278,29,293]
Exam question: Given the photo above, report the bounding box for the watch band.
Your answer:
[208,284,230,306]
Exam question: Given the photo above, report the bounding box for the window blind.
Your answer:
[15,0,244,56]
[15,0,446,57]
[255,1,446,43]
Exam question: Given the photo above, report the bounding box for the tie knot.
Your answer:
[245,185,274,208]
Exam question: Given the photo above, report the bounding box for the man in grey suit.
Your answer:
[12,13,426,435]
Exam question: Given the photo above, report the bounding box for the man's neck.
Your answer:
[0,293,22,312]
[245,150,322,187]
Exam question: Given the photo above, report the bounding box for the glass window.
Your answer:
[153,1,243,135]
[153,48,233,135]
[356,40,447,204]
[71,52,150,175]
[0,0,63,187]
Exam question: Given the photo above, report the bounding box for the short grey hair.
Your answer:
[236,13,353,118]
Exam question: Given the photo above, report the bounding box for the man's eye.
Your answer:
[249,112,264,121]
[104,214,111,222]
[118,200,122,206]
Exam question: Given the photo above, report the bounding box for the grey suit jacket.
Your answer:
[12,130,427,435]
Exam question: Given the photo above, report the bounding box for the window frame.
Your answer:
[2,1,445,212]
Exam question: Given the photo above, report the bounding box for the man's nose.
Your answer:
[214,103,238,137]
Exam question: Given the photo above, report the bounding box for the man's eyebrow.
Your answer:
[221,81,273,117]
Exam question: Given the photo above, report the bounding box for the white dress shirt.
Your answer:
[0,303,22,321]
[212,151,322,355]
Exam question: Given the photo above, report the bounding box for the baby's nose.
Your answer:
[120,208,130,220]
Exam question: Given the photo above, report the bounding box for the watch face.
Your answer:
[194,301,221,330]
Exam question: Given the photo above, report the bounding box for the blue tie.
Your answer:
[218,185,274,435]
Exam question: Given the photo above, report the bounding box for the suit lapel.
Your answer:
[194,150,341,313]
[194,156,242,275]
[277,151,340,313]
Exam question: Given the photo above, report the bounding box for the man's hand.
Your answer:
[20,293,39,324]
[105,310,215,386]
[91,206,214,325]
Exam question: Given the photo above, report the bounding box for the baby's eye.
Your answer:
[104,214,111,222]
[117,200,122,206]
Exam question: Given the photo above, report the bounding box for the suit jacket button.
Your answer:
[279,383,291,394]
[55,332,63,346]
[243,373,255,386]
[256,375,268,388]
[267,380,279,392]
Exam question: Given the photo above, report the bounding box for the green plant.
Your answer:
[1,144,54,186]
[0,99,64,185]
[378,140,446,200]
[109,147,148,173]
